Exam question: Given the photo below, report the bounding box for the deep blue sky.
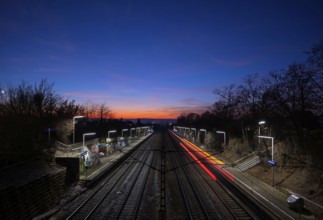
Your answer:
[1,0,322,118]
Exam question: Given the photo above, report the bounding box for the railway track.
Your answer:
[53,134,160,220]
[49,131,280,219]
[168,130,276,219]
[167,135,219,219]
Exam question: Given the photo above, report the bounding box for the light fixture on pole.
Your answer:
[199,129,207,143]
[130,128,136,136]
[259,120,266,125]
[216,131,226,148]
[83,132,96,153]
[258,135,275,186]
[136,127,141,137]
[258,121,266,148]
[122,129,128,137]
[73,116,84,144]
[48,128,51,144]
[199,129,207,136]
[0,89,4,100]
[108,130,117,139]
[191,128,196,138]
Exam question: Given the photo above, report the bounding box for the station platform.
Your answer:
[54,132,322,219]
[205,150,322,219]
[175,132,323,219]
[224,166,303,219]
[79,133,152,184]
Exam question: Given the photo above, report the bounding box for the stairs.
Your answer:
[236,156,261,171]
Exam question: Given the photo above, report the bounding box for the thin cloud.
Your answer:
[212,57,250,67]
[181,98,207,106]
[36,38,75,52]
[34,66,66,72]
[105,70,150,84]
[62,91,113,101]
[155,87,211,95]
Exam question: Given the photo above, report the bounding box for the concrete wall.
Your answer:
[0,167,66,220]
[56,157,80,184]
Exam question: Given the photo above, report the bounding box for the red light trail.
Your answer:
[180,142,217,181]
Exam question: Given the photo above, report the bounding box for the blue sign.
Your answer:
[81,151,88,157]
[268,160,277,166]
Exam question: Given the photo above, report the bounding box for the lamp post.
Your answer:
[199,129,207,136]
[82,132,95,178]
[83,132,96,153]
[216,131,226,149]
[136,127,141,138]
[199,129,207,143]
[48,128,51,144]
[73,116,84,144]
[191,128,196,141]
[258,121,266,149]
[122,129,128,137]
[0,89,4,102]
[130,128,136,136]
[108,130,117,139]
[258,135,275,186]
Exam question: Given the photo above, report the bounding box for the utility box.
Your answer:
[287,194,304,210]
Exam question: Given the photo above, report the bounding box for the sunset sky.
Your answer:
[1,0,323,119]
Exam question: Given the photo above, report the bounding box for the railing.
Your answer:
[55,138,100,157]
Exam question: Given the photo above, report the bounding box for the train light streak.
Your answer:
[170,130,234,182]
[180,143,217,181]
[182,139,225,165]
[181,139,234,182]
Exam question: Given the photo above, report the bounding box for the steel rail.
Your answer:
[115,150,157,219]
[64,135,157,220]
[167,135,211,220]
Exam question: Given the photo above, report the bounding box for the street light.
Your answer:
[108,130,117,138]
[258,135,275,186]
[122,129,128,137]
[136,127,141,137]
[83,132,96,153]
[73,116,84,144]
[48,128,51,144]
[130,128,136,136]
[199,129,207,136]
[191,128,196,139]
[199,129,207,142]
[259,120,266,125]
[258,121,266,149]
[216,131,226,149]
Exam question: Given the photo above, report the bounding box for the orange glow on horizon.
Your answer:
[112,109,178,119]
[82,108,178,119]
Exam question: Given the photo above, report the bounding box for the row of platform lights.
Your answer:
[175,127,226,148]
[176,121,276,186]
[2,92,278,187]
[73,116,151,153]
[72,116,97,154]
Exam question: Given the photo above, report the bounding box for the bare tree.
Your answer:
[212,84,239,119]
[0,79,83,163]
[237,73,264,120]
[98,103,112,122]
